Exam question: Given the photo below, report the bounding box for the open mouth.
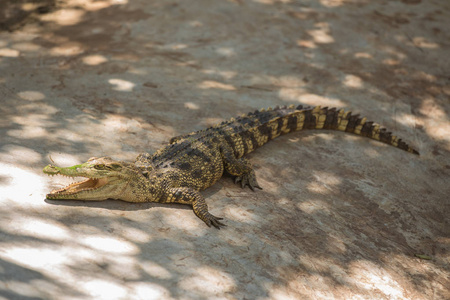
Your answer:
[47,177,109,198]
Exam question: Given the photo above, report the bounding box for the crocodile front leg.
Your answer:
[220,145,262,191]
[163,187,225,229]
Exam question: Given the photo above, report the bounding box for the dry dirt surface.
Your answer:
[0,0,449,299]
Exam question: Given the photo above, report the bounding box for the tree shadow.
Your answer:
[0,0,448,299]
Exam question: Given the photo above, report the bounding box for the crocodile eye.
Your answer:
[94,164,105,170]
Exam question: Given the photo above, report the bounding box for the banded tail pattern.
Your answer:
[219,104,419,158]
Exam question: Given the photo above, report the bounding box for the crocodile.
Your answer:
[43,105,419,228]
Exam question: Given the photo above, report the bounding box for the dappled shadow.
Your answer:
[0,258,84,299]
[0,0,449,299]
[0,0,57,32]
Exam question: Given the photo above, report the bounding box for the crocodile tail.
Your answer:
[228,105,419,157]
[307,106,419,155]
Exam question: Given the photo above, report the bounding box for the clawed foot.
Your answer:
[204,213,226,229]
[234,172,263,191]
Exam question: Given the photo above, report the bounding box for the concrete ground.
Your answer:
[0,0,449,299]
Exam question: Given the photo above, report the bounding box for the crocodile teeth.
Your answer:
[48,177,109,195]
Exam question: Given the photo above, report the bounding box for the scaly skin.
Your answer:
[44,105,419,228]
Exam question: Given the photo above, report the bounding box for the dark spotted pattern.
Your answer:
[178,162,191,171]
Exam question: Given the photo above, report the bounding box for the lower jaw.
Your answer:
[46,193,80,200]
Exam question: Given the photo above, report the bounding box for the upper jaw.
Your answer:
[43,164,103,178]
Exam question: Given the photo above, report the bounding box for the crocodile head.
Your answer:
[43,157,145,201]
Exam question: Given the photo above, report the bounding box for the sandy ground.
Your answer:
[0,0,449,299]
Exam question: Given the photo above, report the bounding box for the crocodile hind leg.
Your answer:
[220,145,262,191]
[162,187,225,229]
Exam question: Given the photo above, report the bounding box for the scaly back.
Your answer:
[169,104,419,159]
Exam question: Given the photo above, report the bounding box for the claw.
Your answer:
[234,173,262,191]
[206,213,226,229]
[250,177,262,191]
